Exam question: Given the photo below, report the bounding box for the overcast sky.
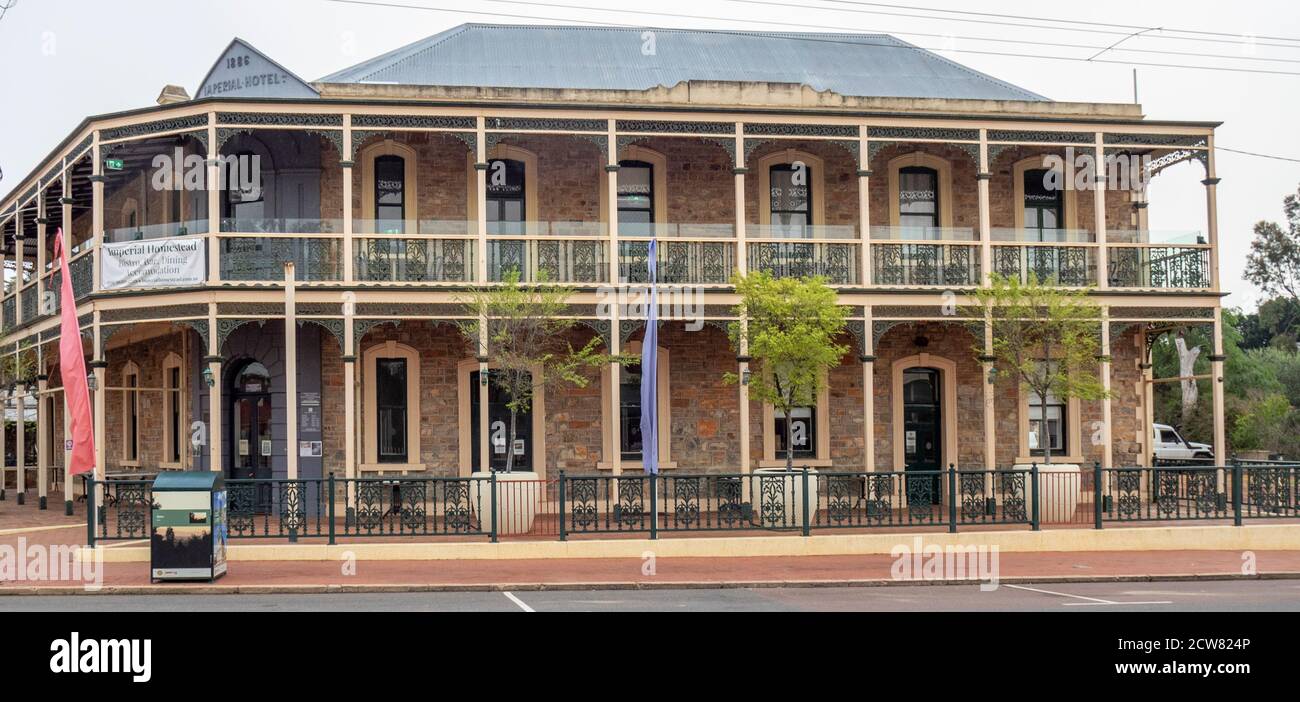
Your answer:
[1,0,1297,309]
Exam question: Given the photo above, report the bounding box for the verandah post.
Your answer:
[649,472,658,540]
[327,472,336,545]
[947,464,957,533]
[800,467,811,537]
[1093,461,1103,530]
[85,475,95,547]
[490,470,499,543]
[1030,462,1041,531]
[1231,457,1243,526]
[558,471,567,542]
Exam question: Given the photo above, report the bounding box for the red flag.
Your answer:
[54,228,96,475]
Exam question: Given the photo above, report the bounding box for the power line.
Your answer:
[1218,147,1300,164]
[321,0,1300,76]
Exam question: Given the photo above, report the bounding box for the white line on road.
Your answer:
[1062,601,1173,606]
[503,591,534,612]
[1004,584,1117,604]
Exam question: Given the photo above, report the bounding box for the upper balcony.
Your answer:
[0,109,1220,335]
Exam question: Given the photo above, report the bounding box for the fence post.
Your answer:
[1093,461,1103,530]
[558,471,567,542]
[490,470,499,543]
[947,464,957,533]
[85,476,95,548]
[800,467,811,537]
[649,472,659,540]
[1030,462,1041,531]
[1232,457,1243,527]
[327,473,336,545]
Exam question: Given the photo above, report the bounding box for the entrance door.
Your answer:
[230,362,274,483]
[902,368,942,504]
[470,370,532,472]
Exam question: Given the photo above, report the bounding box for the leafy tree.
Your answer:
[458,270,615,473]
[725,272,848,472]
[1245,185,1300,304]
[967,273,1108,464]
[1230,393,1296,455]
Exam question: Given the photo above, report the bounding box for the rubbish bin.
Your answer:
[150,472,228,582]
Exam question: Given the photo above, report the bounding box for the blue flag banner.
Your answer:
[640,239,659,475]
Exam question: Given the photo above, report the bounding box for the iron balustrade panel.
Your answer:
[353,238,474,283]
[871,243,981,287]
[95,479,154,542]
[954,469,1031,525]
[226,478,328,539]
[70,254,94,298]
[1107,246,1210,289]
[220,237,343,281]
[1101,466,1227,522]
[564,475,652,534]
[1,296,14,332]
[487,239,608,283]
[618,241,735,284]
[1240,464,1298,519]
[342,476,487,537]
[747,242,859,284]
[992,245,1096,286]
[19,287,35,322]
[811,471,946,528]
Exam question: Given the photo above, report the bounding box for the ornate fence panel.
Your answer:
[1240,464,1298,519]
[872,243,980,287]
[92,479,154,542]
[992,245,1096,286]
[747,242,858,284]
[1100,466,1227,522]
[354,238,474,282]
[487,239,608,283]
[619,241,735,284]
[220,237,343,281]
[1107,246,1210,289]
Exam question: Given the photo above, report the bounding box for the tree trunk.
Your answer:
[505,407,518,474]
[1175,335,1201,426]
[1040,389,1052,465]
[784,405,795,473]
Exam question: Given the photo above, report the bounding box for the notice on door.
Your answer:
[100,235,206,290]
[905,430,917,454]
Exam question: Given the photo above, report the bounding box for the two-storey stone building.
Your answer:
[0,25,1225,514]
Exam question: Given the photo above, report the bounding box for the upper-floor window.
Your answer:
[617,160,654,237]
[224,151,265,222]
[486,158,526,235]
[374,155,406,234]
[769,163,812,236]
[1023,168,1063,240]
[898,166,939,231]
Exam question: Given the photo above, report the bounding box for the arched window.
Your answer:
[362,342,421,470]
[617,160,654,237]
[374,155,406,234]
[1023,168,1063,240]
[898,166,940,233]
[769,162,812,236]
[485,158,526,235]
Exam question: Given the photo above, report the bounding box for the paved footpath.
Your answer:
[2,549,1298,593]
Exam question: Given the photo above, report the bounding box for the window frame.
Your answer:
[162,354,184,468]
[361,341,423,472]
[121,361,141,465]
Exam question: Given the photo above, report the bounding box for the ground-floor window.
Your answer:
[363,341,421,470]
[774,406,817,459]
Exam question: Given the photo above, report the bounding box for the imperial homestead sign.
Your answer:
[101,236,206,290]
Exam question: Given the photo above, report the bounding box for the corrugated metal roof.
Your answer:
[318,24,1047,101]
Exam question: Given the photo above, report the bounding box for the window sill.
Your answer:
[595,460,679,471]
[158,462,183,470]
[119,460,141,468]
[758,458,833,469]
[359,462,426,475]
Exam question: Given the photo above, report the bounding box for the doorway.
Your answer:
[229,361,274,483]
[470,369,533,472]
[902,367,943,504]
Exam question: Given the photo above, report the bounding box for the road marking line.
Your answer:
[1004,584,1116,604]
[1063,601,1173,606]
[503,591,534,612]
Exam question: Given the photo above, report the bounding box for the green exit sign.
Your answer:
[104,158,124,171]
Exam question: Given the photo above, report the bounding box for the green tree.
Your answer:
[1230,393,1296,455]
[1244,185,1300,304]
[967,273,1109,464]
[725,272,848,472]
[458,270,615,473]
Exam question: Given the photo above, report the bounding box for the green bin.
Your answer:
[150,472,228,582]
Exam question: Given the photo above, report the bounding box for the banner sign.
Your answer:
[101,236,206,289]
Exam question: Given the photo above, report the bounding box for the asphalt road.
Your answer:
[2,579,1298,612]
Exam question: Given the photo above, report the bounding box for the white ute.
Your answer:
[1152,423,1214,462]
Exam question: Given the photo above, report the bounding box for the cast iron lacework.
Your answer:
[105,482,150,539]
[220,237,341,281]
[618,120,733,134]
[1247,467,1292,515]
[619,240,733,284]
[355,238,471,282]
[350,115,475,130]
[443,481,477,533]
[1000,472,1028,522]
[906,474,937,523]
[1103,133,1207,148]
[1107,247,1209,288]
[824,475,858,526]
[987,130,1094,144]
[617,479,646,530]
[872,244,979,287]
[673,477,702,529]
[749,242,856,284]
[297,319,345,353]
[569,478,599,531]
[216,112,343,127]
[865,475,894,524]
[485,117,605,132]
[100,115,208,141]
[758,475,789,528]
[744,123,858,137]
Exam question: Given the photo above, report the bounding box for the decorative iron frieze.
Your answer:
[297,318,345,353]
[1104,133,1207,148]
[355,302,466,317]
[485,117,605,132]
[618,120,733,134]
[100,115,209,141]
[216,318,268,350]
[170,319,210,351]
[987,130,1094,144]
[744,123,858,138]
[217,112,343,128]
[350,115,475,130]
[217,303,282,316]
[102,304,208,323]
[870,127,979,142]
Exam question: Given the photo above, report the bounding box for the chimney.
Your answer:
[156,84,191,105]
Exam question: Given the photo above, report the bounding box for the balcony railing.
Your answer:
[354,237,474,283]
[747,241,859,285]
[618,240,736,284]
[993,244,1097,287]
[487,238,608,283]
[872,242,981,287]
[220,237,343,281]
[105,219,209,244]
[1107,245,1211,289]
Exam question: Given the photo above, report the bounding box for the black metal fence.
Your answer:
[84,462,1298,546]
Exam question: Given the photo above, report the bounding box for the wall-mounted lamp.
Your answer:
[480,373,489,388]
[741,370,751,386]
[86,373,97,392]
[202,366,214,388]
[986,366,998,385]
